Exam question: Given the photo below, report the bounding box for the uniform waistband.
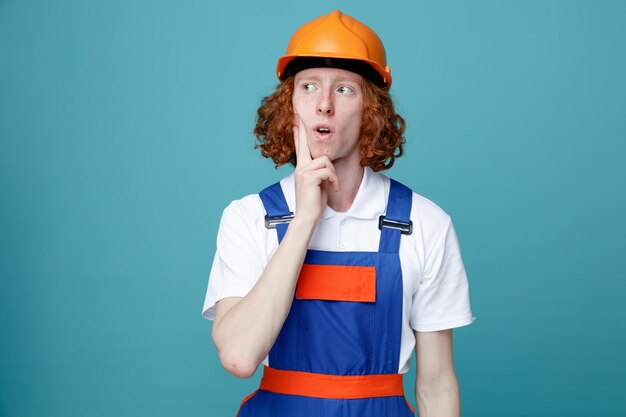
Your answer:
[259,366,404,399]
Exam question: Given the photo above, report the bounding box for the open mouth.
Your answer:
[313,125,333,138]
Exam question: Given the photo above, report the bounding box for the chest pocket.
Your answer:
[296,264,376,302]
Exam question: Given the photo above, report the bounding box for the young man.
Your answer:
[202,10,475,417]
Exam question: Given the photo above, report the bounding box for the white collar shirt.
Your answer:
[203,166,475,373]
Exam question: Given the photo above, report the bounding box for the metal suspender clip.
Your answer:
[264,213,294,229]
[378,215,413,235]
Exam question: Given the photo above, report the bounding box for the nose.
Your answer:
[317,90,334,116]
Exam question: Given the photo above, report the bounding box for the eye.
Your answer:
[302,83,315,92]
[337,85,354,94]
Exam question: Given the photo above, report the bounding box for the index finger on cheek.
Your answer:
[293,124,299,155]
[294,113,311,164]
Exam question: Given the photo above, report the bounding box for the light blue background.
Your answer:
[1,1,625,416]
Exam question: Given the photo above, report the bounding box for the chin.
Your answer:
[309,146,333,160]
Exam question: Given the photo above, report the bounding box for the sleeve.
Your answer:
[201,200,266,320]
[410,216,476,332]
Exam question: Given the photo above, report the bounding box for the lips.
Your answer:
[313,124,334,139]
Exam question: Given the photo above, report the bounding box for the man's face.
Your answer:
[292,67,364,164]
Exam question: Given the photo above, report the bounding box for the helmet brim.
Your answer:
[277,54,392,88]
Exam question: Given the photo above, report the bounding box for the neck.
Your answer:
[326,158,365,213]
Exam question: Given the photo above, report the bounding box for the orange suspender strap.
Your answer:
[259,366,404,400]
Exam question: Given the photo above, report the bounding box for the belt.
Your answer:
[259,366,404,399]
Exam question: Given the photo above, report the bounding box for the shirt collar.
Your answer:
[280,166,387,220]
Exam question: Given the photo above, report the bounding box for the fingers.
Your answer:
[311,168,338,187]
[291,114,340,223]
[293,113,312,165]
[293,113,339,193]
[327,175,340,193]
[310,158,340,191]
[297,158,340,192]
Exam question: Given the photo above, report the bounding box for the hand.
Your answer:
[293,114,339,225]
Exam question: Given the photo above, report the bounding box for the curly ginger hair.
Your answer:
[254,76,406,172]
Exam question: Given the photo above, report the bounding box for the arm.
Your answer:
[414,329,461,417]
[212,216,315,378]
[211,117,338,378]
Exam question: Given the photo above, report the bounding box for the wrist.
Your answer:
[290,214,318,231]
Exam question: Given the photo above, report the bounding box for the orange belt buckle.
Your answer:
[259,366,404,399]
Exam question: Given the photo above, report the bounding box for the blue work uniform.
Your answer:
[236,178,415,417]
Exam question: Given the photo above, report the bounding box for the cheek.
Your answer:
[291,100,300,118]
[292,92,313,112]
[347,100,363,120]
[348,108,364,130]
